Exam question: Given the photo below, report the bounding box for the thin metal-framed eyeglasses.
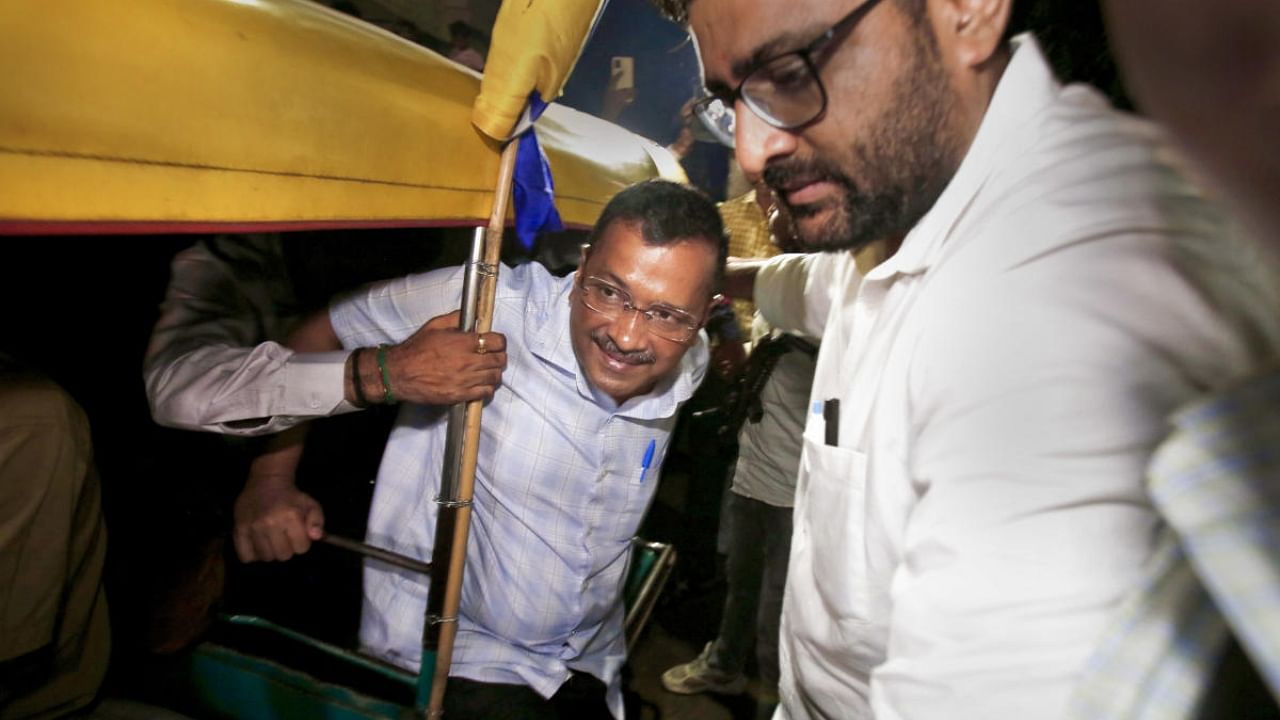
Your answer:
[691,0,888,147]
[577,276,702,343]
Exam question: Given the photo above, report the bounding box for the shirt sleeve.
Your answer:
[143,238,354,436]
[329,264,469,349]
[753,253,836,341]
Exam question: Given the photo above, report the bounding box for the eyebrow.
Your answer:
[702,22,833,98]
[596,270,630,291]
[592,273,697,316]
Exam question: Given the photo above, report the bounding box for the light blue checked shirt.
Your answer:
[329,261,706,718]
[1067,371,1280,718]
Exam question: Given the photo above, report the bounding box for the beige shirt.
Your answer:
[720,190,780,338]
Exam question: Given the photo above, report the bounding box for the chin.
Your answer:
[590,367,653,405]
[793,216,858,253]
[784,197,849,251]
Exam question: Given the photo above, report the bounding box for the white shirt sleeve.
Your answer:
[754,252,841,341]
[145,343,351,436]
[143,238,354,436]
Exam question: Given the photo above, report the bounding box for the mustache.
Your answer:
[592,329,656,365]
[763,158,852,213]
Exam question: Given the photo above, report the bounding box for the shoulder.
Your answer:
[494,262,571,315]
[179,234,286,279]
[934,86,1280,364]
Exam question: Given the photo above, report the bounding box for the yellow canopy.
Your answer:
[0,0,685,233]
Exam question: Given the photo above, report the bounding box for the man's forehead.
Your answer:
[689,0,835,91]
[586,232,716,304]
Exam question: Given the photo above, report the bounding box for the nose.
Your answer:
[609,308,647,351]
[734,99,799,179]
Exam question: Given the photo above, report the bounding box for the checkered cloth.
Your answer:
[1068,371,1280,718]
[330,261,707,718]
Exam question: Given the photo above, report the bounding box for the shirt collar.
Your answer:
[867,33,1058,281]
[525,274,709,420]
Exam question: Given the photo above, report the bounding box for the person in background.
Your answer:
[661,189,835,719]
[667,99,732,202]
[1066,3,1280,717]
[0,355,110,719]
[448,21,486,73]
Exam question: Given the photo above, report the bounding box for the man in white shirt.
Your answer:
[653,0,1280,717]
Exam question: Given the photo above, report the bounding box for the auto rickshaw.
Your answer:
[0,0,685,715]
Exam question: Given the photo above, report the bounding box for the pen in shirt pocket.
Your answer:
[639,439,656,483]
[823,398,840,446]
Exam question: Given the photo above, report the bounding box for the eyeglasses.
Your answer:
[691,0,887,148]
[577,276,702,343]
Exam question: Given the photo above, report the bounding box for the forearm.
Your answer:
[144,343,353,436]
[724,257,768,302]
[144,239,353,435]
[289,311,389,408]
[753,253,827,340]
[244,424,308,490]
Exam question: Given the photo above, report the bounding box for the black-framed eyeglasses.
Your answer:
[577,276,702,343]
[691,0,887,148]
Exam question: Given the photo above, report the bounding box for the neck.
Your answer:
[953,43,1013,160]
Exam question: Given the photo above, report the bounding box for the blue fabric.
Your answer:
[513,92,564,250]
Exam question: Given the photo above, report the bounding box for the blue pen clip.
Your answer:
[639,439,656,484]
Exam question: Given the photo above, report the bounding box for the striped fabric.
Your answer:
[1068,371,1280,718]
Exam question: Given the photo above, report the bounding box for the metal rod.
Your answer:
[318,534,432,576]
[457,226,486,332]
[421,137,521,718]
[439,229,487,502]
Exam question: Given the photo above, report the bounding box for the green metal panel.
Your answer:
[181,643,413,720]
[172,539,675,718]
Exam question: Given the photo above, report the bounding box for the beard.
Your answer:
[764,30,961,253]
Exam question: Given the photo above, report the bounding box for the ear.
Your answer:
[698,293,726,329]
[574,244,591,281]
[931,0,1011,69]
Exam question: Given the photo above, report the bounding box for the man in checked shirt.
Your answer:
[150,180,726,719]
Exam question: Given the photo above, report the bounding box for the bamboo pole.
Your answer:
[421,137,520,717]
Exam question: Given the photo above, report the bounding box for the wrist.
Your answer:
[346,348,369,407]
[345,346,391,406]
[375,344,397,404]
[244,471,296,491]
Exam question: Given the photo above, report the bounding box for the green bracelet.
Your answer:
[376,344,396,404]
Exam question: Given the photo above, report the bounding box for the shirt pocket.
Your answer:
[618,467,660,539]
[799,433,871,621]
